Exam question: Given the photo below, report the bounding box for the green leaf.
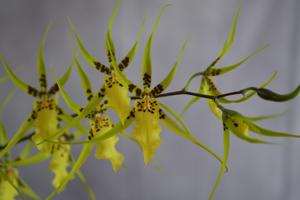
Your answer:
[0,114,33,157]
[0,53,39,95]
[0,153,49,166]
[151,38,188,96]
[208,127,230,200]
[142,4,170,88]
[37,22,52,92]
[255,84,300,102]
[159,102,225,168]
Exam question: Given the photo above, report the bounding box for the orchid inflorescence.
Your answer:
[0,0,299,199]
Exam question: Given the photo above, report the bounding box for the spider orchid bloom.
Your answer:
[0,122,40,200]
[208,104,300,200]
[55,55,124,172]
[69,0,145,123]
[106,5,224,165]
[0,23,75,156]
[181,3,274,116]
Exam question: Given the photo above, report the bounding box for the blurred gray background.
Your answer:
[0,0,299,199]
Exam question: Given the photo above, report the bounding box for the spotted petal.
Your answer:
[151,39,187,96]
[204,45,268,76]
[131,98,162,164]
[142,4,170,88]
[91,115,124,171]
[68,18,111,74]
[37,22,52,93]
[0,53,39,97]
[49,143,71,189]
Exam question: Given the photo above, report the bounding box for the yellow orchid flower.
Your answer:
[208,104,300,200]
[105,5,224,166]
[181,2,273,116]
[0,23,74,156]
[0,24,80,190]
[68,0,145,123]
[55,55,124,172]
[0,122,40,200]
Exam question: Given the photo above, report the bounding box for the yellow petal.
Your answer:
[104,75,130,123]
[49,143,71,189]
[91,115,124,172]
[131,97,162,164]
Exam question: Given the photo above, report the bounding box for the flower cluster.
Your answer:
[0,0,299,200]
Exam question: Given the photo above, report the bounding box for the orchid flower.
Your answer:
[105,5,224,165]
[181,2,275,116]
[0,121,40,200]
[0,24,79,189]
[69,0,145,123]
[208,103,300,200]
[54,53,124,172]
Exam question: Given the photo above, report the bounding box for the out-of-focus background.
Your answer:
[0,0,299,199]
